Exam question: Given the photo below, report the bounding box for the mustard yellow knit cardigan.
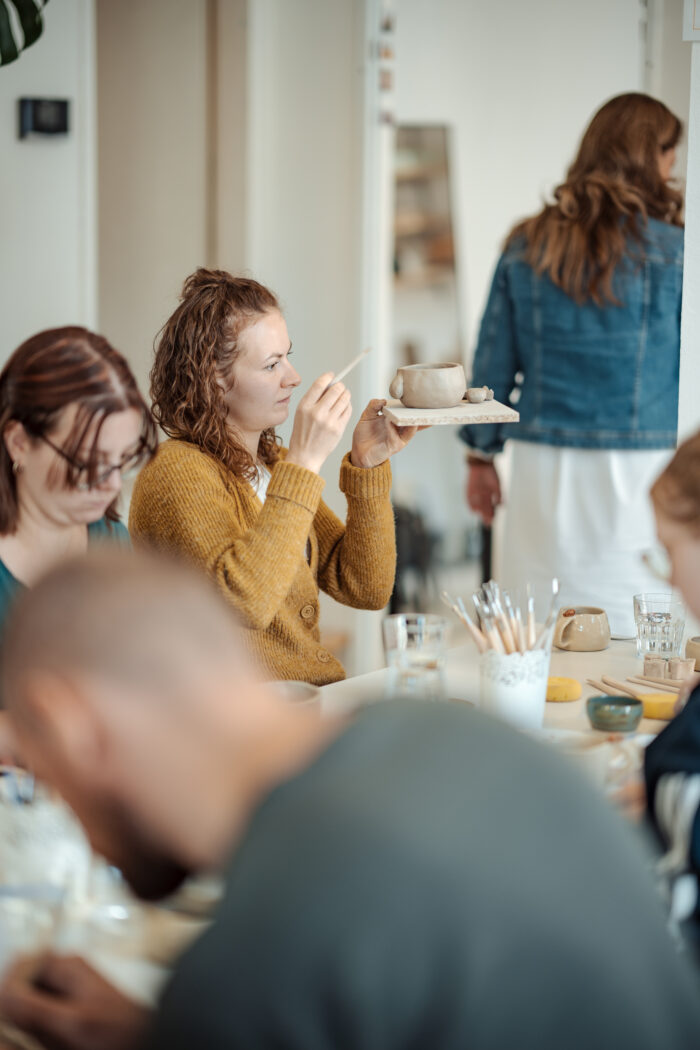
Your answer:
[128,440,396,684]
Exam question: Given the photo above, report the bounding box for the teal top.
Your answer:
[0,517,129,647]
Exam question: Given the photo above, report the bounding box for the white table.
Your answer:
[320,638,670,736]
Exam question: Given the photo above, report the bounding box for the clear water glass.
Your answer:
[382,614,448,701]
[633,592,684,658]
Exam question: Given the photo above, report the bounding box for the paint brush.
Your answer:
[456,596,488,654]
[514,607,526,654]
[440,591,488,653]
[526,584,536,649]
[534,577,559,649]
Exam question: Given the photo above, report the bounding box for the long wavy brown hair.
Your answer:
[150,269,282,481]
[507,93,683,305]
[0,327,157,534]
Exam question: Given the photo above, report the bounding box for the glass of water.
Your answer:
[633,592,685,658]
[382,614,448,701]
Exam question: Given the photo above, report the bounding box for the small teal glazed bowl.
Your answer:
[586,694,643,734]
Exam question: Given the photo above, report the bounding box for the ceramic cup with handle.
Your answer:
[553,606,611,652]
[389,363,466,409]
[685,636,700,671]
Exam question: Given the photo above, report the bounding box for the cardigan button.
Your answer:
[300,604,315,621]
[317,649,331,663]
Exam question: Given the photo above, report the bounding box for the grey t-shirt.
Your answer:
[146,702,700,1049]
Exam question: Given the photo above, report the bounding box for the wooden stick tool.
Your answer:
[325,347,370,389]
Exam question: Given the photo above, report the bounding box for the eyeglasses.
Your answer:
[641,547,672,584]
[37,433,144,491]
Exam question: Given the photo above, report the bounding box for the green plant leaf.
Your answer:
[8,0,44,49]
[0,0,48,66]
[0,2,20,66]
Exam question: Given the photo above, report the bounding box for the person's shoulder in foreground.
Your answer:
[148,700,700,1050]
[645,682,700,932]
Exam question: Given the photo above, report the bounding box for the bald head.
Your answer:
[0,548,333,899]
[1,547,251,713]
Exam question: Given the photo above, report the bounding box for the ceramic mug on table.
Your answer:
[389,363,466,409]
[553,606,611,652]
[685,636,700,672]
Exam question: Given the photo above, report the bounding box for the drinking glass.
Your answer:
[382,614,448,701]
[633,593,685,658]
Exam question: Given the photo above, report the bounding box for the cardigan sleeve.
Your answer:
[129,446,326,632]
[313,453,396,610]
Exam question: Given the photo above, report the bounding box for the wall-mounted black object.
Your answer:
[18,97,69,138]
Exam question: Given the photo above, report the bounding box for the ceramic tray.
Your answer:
[381,398,519,427]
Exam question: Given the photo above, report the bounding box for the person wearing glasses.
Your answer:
[0,326,157,644]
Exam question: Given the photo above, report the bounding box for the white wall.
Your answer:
[647,0,691,185]
[678,41,700,440]
[96,0,209,395]
[0,0,96,360]
[394,0,644,360]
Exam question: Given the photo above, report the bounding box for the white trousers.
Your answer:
[494,442,672,638]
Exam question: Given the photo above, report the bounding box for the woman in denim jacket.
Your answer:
[460,93,683,636]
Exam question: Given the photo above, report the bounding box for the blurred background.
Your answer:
[0,0,692,672]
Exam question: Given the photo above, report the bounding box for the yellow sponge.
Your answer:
[640,693,677,721]
[546,676,582,702]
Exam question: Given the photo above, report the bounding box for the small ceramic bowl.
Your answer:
[586,694,643,734]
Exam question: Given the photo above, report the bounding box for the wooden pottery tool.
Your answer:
[627,675,681,693]
[600,676,677,721]
[326,347,370,389]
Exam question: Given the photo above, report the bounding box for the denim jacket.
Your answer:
[459,217,683,456]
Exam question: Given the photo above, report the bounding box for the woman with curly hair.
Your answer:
[460,93,684,636]
[129,269,420,684]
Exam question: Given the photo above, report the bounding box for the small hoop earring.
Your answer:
[12,460,21,475]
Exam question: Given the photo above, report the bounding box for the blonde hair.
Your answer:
[650,430,700,534]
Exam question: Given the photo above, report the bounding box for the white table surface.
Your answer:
[320,638,670,736]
